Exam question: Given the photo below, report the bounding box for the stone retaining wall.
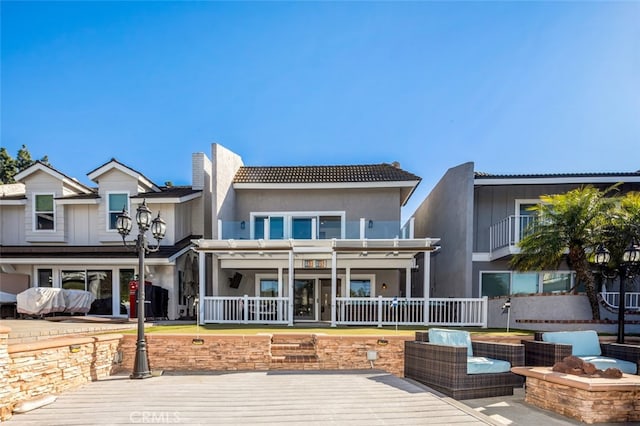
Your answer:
[116,334,411,377]
[0,326,122,421]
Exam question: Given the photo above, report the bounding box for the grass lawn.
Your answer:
[125,323,535,337]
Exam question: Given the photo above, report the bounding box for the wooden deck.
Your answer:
[7,371,493,425]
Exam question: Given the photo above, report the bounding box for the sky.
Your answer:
[2,1,640,220]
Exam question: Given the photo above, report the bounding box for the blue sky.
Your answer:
[2,1,639,219]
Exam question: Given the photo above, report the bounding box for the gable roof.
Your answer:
[234,164,421,184]
[13,161,94,194]
[87,158,160,192]
[474,170,640,185]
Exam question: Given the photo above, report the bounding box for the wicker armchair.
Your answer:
[523,331,640,374]
[405,331,524,400]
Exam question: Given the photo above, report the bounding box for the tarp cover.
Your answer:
[17,288,95,315]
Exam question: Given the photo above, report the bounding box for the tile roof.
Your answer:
[234,164,421,184]
[475,170,640,179]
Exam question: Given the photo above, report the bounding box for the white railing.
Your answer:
[202,296,290,324]
[489,215,537,252]
[201,295,488,326]
[335,296,488,327]
[600,292,640,311]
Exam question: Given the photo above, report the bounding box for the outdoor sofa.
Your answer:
[404,328,524,400]
[523,330,639,375]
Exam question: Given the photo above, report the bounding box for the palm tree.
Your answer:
[511,186,617,320]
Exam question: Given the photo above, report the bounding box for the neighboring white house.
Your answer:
[0,156,210,320]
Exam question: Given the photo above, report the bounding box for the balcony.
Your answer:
[489,215,537,259]
[218,218,415,241]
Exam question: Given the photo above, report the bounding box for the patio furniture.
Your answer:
[523,330,639,375]
[404,328,525,399]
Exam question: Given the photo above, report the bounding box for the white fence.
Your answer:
[335,296,488,327]
[201,295,488,327]
[600,292,640,311]
[202,296,290,324]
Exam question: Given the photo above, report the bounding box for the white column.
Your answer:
[423,251,431,326]
[198,251,206,325]
[331,250,337,327]
[405,267,412,299]
[288,250,294,326]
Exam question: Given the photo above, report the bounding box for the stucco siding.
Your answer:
[411,162,474,298]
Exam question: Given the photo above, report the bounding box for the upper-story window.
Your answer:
[34,193,55,231]
[252,213,343,240]
[108,193,129,230]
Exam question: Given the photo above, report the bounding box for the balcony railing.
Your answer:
[218,218,415,240]
[199,295,488,326]
[489,215,537,253]
[600,292,640,311]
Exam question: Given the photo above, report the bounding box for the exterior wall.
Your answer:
[0,329,122,421]
[235,187,402,224]
[412,162,474,297]
[212,144,243,239]
[487,294,640,334]
[192,152,212,239]
[0,205,24,245]
[64,204,99,245]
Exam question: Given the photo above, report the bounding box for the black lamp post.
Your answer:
[593,240,640,344]
[116,199,167,379]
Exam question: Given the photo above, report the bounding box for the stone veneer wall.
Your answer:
[117,334,411,377]
[0,326,122,421]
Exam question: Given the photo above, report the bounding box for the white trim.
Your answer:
[515,199,542,215]
[55,198,99,205]
[472,252,492,262]
[234,181,420,190]
[0,199,26,205]
[130,192,201,204]
[33,192,56,233]
[475,176,640,186]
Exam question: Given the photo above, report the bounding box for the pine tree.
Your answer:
[0,147,18,184]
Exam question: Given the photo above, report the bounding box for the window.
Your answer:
[542,272,572,293]
[481,271,576,297]
[319,216,341,239]
[108,193,129,230]
[254,216,284,239]
[34,194,54,230]
[260,279,279,297]
[511,273,538,295]
[292,218,312,239]
[481,272,510,297]
[37,269,53,287]
[350,279,371,297]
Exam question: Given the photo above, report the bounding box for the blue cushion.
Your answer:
[541,331,602,356]
[580,356,638,375]
[467,357,512,375]
[428,328,473,356]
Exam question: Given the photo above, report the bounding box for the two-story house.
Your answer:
[0,156,210,320]
[411,162,640,331]
[193,144,446,326]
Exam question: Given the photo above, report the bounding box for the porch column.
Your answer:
[331,250,337,327]
[288,250,294,326]
[198,251,206,325]
[423,251,430,326]
[405,267,412,299]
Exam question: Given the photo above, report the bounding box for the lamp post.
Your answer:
[593,240,640,344]
[116,199,167,379]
